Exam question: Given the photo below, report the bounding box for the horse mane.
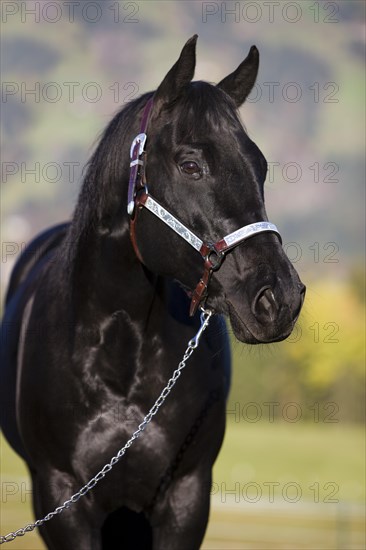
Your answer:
[71,93,153,236]
[62,92,153,271]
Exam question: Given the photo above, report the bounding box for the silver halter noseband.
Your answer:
[128,97,281,316]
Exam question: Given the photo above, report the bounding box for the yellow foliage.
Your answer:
[284,281,365,387]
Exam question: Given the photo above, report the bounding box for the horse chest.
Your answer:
[69,374,225,511]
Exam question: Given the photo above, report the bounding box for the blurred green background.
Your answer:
[1,1,365,548]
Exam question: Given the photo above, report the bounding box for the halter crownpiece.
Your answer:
[128,97,282,316]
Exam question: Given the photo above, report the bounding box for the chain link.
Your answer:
[0,308,212,545]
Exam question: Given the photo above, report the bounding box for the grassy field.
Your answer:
[1,422,364,549]
[202,422,365,549]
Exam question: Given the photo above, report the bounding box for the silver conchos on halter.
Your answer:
[144,196,204,252]
[143,195,279,255]
[223,221,279,250]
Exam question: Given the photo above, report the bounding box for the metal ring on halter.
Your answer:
[204,244,224,271]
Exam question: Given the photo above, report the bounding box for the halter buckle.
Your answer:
[128,133,148,216]
[130,133,147,158]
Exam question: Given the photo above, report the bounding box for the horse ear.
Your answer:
[153,35,197,113]
[217,45,259,107]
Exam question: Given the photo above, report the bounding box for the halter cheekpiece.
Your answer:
[128,97,281,316]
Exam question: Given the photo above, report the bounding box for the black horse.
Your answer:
[1,36,305,549]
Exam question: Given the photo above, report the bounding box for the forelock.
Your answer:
[176,81,244,139]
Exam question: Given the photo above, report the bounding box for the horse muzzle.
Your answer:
[226,279,306,344]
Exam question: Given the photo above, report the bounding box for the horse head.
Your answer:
[131,35,305,343]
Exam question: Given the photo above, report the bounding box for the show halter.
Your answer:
[128,97,282,316]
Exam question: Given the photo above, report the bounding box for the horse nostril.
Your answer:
[253,287,278,323]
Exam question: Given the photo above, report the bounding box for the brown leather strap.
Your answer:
[129,191,148,262]
[129,210,144,264]
[189,261,214,316]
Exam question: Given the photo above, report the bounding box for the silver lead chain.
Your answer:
[0,308,213,545]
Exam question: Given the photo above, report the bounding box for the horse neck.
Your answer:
[62,98,163,326]
[65,219,160,330]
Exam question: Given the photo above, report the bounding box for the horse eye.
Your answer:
[180,161,201,176]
